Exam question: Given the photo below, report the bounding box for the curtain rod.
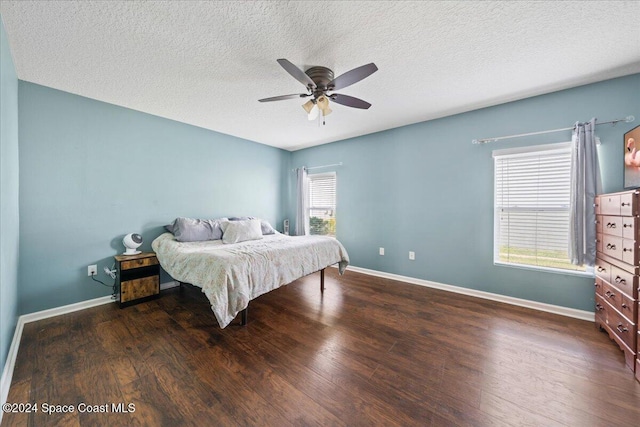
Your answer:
[472,115,635,145]
[291,162,343,172]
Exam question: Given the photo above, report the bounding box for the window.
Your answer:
[494,142,585,273]
[308,172,336,237]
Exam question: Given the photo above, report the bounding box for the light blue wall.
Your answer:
[0,17,19,372]
[18,82,289,314]
[290,73,640,312]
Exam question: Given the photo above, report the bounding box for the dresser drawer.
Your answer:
[621,239,640,265]
[602,235,623,260]
[600,194,622,215]
[604,303,636,351]
[621,216,638,240]
[595,294,606,316]
[620,191,638,216]
[618,291,637,323]
[601,280,637,322]
[609,265,638,298]
[602,216,623,237]
[595,277,605,296]
[595,258,611,283]
[597,294,637,351]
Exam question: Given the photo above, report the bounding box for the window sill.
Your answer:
[494,261,595,278]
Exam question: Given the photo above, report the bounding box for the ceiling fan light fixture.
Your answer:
[308,104,319,120]
[302,99,315,114]
[316,95,329,109]
[316,95,332,117]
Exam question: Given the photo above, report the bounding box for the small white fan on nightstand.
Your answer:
[122,233,142,255]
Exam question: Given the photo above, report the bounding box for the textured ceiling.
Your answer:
[1,1,639,151]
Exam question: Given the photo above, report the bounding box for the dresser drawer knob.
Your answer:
[595,303,604,311]
[616,324,628,333]
[614,276,626,284]
[605,290,615,299]
[606,243,616,250]
[624,223,633,228]
[606,223,616,228]
[623,248,633,252]
[621,303,628,309]
[622,202,631,207]
[597,266,606,272]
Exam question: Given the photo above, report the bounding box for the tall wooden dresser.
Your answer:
[595,190,639,380]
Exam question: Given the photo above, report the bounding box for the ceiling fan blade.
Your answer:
[258,94,309,102]
[277,59,316,89]
[329,93,372,109]
[328,63,378,91]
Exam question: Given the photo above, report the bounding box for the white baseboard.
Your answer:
[345,265,595,322]
[20,295,114,324]
[0,280,177,419]
[0,315,24,424]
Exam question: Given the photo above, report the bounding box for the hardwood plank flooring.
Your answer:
[3,269,640,426]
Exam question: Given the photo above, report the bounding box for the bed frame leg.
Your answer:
[320,268,325,293]
[240,307,248,326]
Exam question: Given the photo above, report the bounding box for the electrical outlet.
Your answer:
[409,251,415,260]
[88,264,97,276]
[379,247,385,256]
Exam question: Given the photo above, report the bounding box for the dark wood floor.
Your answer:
[3,269,640,426]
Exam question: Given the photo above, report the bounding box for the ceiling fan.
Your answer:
[259,59,378,123]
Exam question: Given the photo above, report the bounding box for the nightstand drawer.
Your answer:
[121,276,159,303]
[121,256,159,270]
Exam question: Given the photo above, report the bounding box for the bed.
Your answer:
[151,231,349,327]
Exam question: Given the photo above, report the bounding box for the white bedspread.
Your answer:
[152,232,349,327]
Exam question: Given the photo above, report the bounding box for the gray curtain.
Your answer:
[295,167,309,236]
[569,118,601,266]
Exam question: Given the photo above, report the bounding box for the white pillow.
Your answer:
[221,219,263,244]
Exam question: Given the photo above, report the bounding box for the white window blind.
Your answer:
[494,143,584,272]
[308,172,336,237]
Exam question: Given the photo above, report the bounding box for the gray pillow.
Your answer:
[258,219,276,235]
[221,219,263,244]
[229,216,275,235]
[170,217,224,242]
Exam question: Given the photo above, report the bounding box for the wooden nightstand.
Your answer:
[114,252,160,307]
